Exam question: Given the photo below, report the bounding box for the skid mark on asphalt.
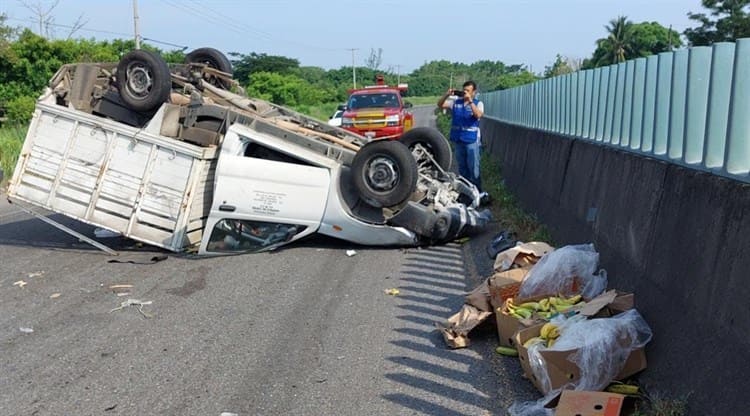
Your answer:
[383,244,494,416]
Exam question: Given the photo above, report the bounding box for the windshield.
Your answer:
[347,93,400,110]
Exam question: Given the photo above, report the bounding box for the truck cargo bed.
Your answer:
[8,96,217,252]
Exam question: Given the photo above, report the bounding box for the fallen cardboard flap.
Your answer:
[464,277,492,312]
[494,242,554,272]
[436,304,492,349]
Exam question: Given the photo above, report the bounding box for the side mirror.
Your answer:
[404,102,413,109]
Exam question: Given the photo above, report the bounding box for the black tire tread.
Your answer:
[399,127,452,170]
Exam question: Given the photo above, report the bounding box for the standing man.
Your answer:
[438,80,484,192]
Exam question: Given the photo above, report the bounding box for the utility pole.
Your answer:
[396,64,401,84]
[667,25,673,51]
[449,71,453,89]
[347,48,359,89]
[133,0,141,49]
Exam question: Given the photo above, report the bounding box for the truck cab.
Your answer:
[341,75,413,140]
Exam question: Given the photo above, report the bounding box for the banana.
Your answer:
[495,346,519,356]
[555,303,575,312]
[546,337,556,348]
[510,311,525,320]
[514,308,533,319]
[538,311,553,320]
[540,322,558,339]
[523,336,546,348]
[518,301,540,310]
[538,298,550,312]
[565,294,583,304]
[606,383,640,395]
[548,296,562,307]
[547,326,560,339]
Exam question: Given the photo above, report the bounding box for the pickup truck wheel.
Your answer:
[185,47,233,89]
[116,50,171,113]
[352,140,418,208]
[399,127,452,170]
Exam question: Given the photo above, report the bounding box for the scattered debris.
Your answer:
[104,404,118,411]
[110,298,153,318]
[454,236,471,244]
[27,271,45,278]
[384,288,400,296]
[345,250,357,257]
[220,412,239,416]
[13,280,27,289]
[49,293,61,299]
[109,284,134,289]
[107,254,168,264]
[19,327,34,333]
[116,292,131,297]
[436,304,492,348]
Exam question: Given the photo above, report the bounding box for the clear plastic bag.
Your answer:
[547,309,652,390]
[517,244,607,300]
[510,310,652,414]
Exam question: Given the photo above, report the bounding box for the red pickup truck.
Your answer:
[341,76,414,140]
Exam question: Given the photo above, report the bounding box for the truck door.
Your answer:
[199,126,330,254]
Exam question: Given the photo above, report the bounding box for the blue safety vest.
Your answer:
[450,99,480,143]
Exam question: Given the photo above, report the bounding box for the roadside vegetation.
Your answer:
[0,125,25,189]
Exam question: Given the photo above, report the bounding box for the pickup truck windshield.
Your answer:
[348,93,401,109]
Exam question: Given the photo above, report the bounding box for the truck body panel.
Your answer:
[9,94,216,252]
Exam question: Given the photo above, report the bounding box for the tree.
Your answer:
[544,54,580,78]
[601,16,634,65]
[496,68,538,90]
[17,0,60,38]
[364,48,383,70]
[246,71,330,107]
[229,52,300,85]
[629,22,683,54]
[585,19,682,68]
[684,0,750,45]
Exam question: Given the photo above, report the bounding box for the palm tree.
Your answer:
[601,16,634,65]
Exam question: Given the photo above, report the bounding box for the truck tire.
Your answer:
[116,50,171,113]
[185,47,233,88]
[352,140,418,208]
[399,127,452,171]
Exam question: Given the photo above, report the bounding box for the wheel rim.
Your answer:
[126,62,153,99]
[366,156,399,192]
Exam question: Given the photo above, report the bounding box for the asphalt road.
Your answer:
[0,106,538,416]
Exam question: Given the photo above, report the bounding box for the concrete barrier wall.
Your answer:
[482,118,750,414]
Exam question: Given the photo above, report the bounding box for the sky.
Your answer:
[2,0,704,75]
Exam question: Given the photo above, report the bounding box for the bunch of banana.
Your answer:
[522,322,561,349]
[505,294,586,321]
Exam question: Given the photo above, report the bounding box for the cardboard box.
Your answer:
[488,267,529,309]
[555,390,625,416]
[515,319,647,395]
[492,293,548,347]
[493,241,553,272]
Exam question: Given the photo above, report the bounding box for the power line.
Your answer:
[6,16,132,37]
[6,17,187,50]
[161,0,343,52]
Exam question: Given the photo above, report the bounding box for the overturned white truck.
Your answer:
[7,48,490,255]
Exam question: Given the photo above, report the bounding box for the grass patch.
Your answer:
[0,124,27,187]
[436,111,551,243]
[630,388,691,416]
